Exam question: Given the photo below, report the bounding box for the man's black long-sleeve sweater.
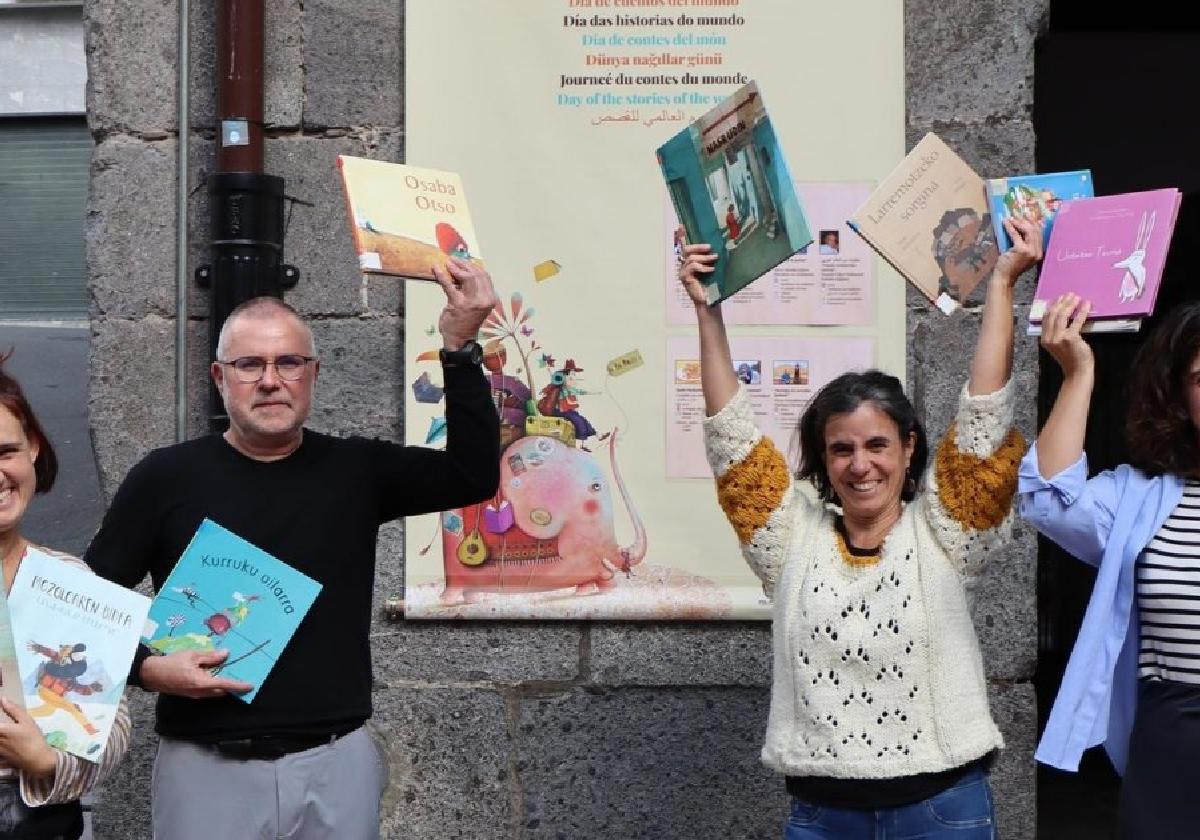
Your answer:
[83,363,499,741]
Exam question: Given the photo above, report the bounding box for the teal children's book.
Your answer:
[987,169,1094,251]
[142,519,322,704]
[656,80,813,305]
[7,547,151,760]
[0,575,23,711]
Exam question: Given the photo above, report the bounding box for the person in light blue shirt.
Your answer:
[1019,295,1200,839]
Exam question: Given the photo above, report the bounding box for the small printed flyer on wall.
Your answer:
[666,336,875,479]
[665,182,875,326]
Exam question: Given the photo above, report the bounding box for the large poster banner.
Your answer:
[402,2,904,619]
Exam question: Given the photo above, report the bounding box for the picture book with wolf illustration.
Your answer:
[7,548,151,760]
[848,132,998,313]
[655,80,812,306]
[1028,188,1182,335]
[142,519,322,703]
[337,155,484,281]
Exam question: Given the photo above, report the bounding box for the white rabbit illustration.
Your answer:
[1114,210,1155,302]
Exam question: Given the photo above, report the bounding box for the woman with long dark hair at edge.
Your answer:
[678,216,1042,839]
[1020,296,1200,838]
[0,353,131,839]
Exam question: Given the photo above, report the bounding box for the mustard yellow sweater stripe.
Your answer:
[934,422,1026,531]
[715,436,792,545]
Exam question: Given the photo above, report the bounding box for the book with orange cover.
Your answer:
[337,155,484,280]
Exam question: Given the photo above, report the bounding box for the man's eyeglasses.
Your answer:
[218,355,316,383]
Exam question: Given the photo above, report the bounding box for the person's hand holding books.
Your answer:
[140,648,253,700]
[993,216,1044,287]
[0,697,58,779]
[678,243,718,308]
[1039,293,1094,380]
[432,256,500,351]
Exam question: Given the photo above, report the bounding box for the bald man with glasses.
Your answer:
[85,258,500,839]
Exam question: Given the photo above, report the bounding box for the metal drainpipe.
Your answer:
[216,0,265,173]
[175,0,190,443]
[197,0,298,432]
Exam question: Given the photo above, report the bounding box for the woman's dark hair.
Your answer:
[797,369,927,503]
[0,349,58,492]
[1126,302,1200,477]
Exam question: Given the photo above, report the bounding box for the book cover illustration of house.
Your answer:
[143,519,322,704]
[988,169,1093,252]
[337,155,484,281]
[1028,188,1182,334]
[0,575,23,710]
[848,132,998,313]
[655,80,812,306]
[7,547,150,761]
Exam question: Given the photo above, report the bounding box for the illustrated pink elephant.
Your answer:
[439,430,647,604]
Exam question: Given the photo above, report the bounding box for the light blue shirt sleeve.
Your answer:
[1017,442,1119,568]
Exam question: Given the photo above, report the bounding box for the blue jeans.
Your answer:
[783,768,996,840]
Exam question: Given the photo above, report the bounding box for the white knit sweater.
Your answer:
[703,379,1024,779]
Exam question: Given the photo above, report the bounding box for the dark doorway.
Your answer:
[1034,16,1200,840]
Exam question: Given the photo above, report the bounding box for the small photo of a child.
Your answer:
[773,360,809,386]
[818,230,840,255]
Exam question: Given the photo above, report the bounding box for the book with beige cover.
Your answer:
[848,132,998,313]
[337,155,484,281]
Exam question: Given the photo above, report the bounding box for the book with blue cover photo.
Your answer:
[7,548,151,760]
[987,169,1094,252]
[142,519,323,704]
[656,80,812,306]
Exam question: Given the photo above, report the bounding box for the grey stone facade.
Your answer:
[84,1,1048,837]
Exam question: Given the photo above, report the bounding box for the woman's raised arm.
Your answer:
[678,243,740,415]
[1034,293,1094,477]
[969,216,1043,396]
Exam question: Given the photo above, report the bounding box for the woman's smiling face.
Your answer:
[822,402,914,523]
[0,403,39,540]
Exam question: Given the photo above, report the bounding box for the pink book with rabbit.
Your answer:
[1028,188,1181,334]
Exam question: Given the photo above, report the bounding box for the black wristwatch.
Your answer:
[439,339,484,368]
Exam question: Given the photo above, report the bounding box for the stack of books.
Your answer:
[847,132,1181,332]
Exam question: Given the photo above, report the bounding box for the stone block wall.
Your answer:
[85,1,1048,836]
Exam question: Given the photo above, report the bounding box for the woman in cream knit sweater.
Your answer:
[679,216,1040,839]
